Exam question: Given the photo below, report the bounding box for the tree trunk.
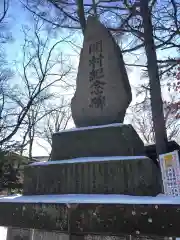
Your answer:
[140,0,168,156]
[77,0,86,34]
[28,127,34,162]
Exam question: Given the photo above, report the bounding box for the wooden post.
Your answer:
[140,0,168,156]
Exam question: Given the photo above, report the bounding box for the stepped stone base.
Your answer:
[51,124,144,160]
[7,228,160,240]
[23,156,161,196]
[6,228,69,240]
[2,123,165,238]
[0,197,180,237]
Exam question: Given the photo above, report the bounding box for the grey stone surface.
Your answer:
[51,124,144,161]
[71,16,132,127]
[33,230,69,240]
[6,227,32,240]
[24,155,161,196]
[0,203,68,233]
[0,201,178,237]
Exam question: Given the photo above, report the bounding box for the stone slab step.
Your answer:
[6,227,69,240]
[51,124,144,160]
[0,193,180,237]
[23,156,161,196]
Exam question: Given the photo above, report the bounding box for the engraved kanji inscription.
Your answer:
[88,40,106,109]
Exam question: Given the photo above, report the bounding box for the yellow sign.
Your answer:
[164,154,173,167]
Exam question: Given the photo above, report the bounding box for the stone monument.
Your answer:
[71,16,132,127]
[52,16,143,161]
[0,16,165,240]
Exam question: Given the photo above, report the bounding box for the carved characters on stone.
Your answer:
[89,40,106,110]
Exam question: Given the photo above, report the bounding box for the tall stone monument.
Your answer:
[0,15,162,240]
[52,16,143,160]
[71,16,132,127]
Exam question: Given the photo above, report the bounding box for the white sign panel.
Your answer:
[159,150,180,196]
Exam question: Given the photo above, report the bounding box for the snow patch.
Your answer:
[30,155,148,166]
[55,123,124,134]
[0,193,180,205]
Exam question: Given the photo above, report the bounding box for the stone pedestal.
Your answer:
[1,196,180,237]
[23,155,161,196]
[23,124,161,196]
[0,124,164,239]
[52,124,144,160]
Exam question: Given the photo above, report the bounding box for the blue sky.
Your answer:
[5,0,79,156]
[6,0,28,61]
[3,0,144,156]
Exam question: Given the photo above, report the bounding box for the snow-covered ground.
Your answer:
[0,227,7,240]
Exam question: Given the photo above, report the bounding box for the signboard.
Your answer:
[159,150,180,196]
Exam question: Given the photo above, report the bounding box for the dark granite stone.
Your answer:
[23,156,161,196]
[6,227,32,240]
[71,16,132,127]
[51,124,145,161]
[0,201,180,237]
[33,230,69,240]
[0,202,68,232]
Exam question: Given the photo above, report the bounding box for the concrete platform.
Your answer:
[0,194,180,237]
[23,156,161,196]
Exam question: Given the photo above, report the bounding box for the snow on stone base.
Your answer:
[0,193,179,205]
[55,123,124,134]
[30,155,148,166]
